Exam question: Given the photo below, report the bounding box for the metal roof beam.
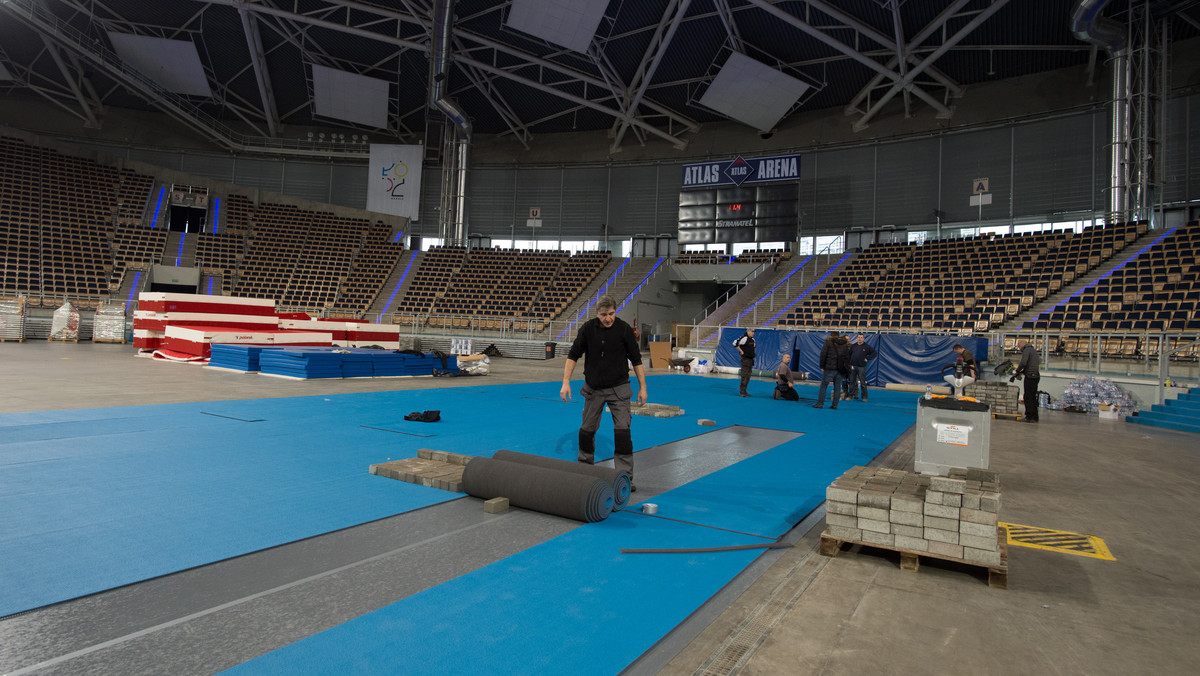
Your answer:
[39,34,100,128]
[453,40,533,148]
[610,0,693,152]
[888,0,912,118]
[799,0,962,96]
[853,0,1011,131]
[0,0,241,150]
[204,0,692,146]
[844,0,974,117]
[713,0,745,52]
[238,7,280,138]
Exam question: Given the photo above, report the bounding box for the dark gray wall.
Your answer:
[63,98,1199,238]
[3,48,1199,238]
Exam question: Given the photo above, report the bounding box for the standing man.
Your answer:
[561,295,648,490]
[733,327,756,397]
[848,333,876,401]
[1015,339,1041,423]
[952,344,978,379]
[813,331,850,409]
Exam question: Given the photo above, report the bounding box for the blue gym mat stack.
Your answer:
[208,345,281,372]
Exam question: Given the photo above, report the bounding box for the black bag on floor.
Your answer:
[404,410,441,422]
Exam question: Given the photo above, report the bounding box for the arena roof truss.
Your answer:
[1,0,1195,160]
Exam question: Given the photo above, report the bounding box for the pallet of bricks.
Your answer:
[821,466,1007,588]
[964,381,1022,420]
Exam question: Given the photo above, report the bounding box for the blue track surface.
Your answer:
[1,373,916,672]
[220,377,919,675]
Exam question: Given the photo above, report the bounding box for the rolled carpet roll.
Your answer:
[461,457,614,522]
[491,449,632,512]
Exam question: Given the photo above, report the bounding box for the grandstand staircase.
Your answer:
[553,256,660,332]
[1126,388,1200,434]
[113,265,144,303]
[1001,227,1162,331]
[688,252,847,347]
[366,249,420,318]
[162,232,198,268]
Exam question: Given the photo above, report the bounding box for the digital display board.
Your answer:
[677,183,799,244]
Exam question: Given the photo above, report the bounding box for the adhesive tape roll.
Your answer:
[641,503,658,515]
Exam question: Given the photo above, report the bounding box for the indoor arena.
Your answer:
[2,1,1200,674]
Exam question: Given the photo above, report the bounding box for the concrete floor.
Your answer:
[2,341,1198,675]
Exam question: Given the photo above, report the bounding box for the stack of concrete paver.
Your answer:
[369,449,473,492]
[825,465,1003,567]
[964,380,1021,416]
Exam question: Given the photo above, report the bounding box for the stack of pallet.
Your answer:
[964,380,1021,418]
[824,465,1003,567]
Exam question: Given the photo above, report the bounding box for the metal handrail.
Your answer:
[689,261,770,325]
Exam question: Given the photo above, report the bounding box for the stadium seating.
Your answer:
[778,223,1142,333]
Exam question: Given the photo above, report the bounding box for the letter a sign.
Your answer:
[973,178,989,195]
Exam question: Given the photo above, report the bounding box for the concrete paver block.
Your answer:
[484,497,509,513]
[858,506,889,522]
[925,527,960,545]
[894,534,929,551]
[927,540,964,559]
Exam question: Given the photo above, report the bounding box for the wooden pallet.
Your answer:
[93,338,127,344]
[991,412,1022,421]
[819,525,1008,589]
[47,336,80,343]
[0,337,25,342]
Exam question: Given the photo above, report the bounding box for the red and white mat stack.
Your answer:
[133,293,335,362]
[278,317,402,349]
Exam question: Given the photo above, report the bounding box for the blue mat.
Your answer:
[0,374,916,640]
[222,377,920,675]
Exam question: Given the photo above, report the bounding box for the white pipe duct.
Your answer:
[430,0,471,245]
[1072,0,1129,222]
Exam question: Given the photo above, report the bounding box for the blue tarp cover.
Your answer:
[715,328,986,386]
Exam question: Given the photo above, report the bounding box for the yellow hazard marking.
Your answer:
[999,522,1115,561]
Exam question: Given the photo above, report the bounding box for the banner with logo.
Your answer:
[681,153,801,189]
[367,144,423,220]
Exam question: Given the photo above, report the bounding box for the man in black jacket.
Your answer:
[1015,339,1041,422]
[561,295,648,489]
[847,333,877,401]
[813,332,850,409]
[733,328,756,397]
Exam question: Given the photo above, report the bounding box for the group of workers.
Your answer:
[558,298,1043,491]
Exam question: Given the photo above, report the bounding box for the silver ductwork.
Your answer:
[430,0,471,246]
[1071,0,1127,53]
[1072,0,1129,223]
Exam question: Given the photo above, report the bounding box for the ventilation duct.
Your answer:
[1072,0,1129,222]
[430,0,471,246]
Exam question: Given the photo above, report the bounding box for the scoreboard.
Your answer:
[677,183,799,244]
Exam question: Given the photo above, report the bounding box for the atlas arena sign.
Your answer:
[681,153,801,188]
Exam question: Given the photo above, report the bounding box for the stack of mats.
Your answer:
[208,345,280,372]
[370,351,406,377]
[259,348,346,379]
[250,348,452,379]
[340,349,376,378]
[375,352,442,377]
